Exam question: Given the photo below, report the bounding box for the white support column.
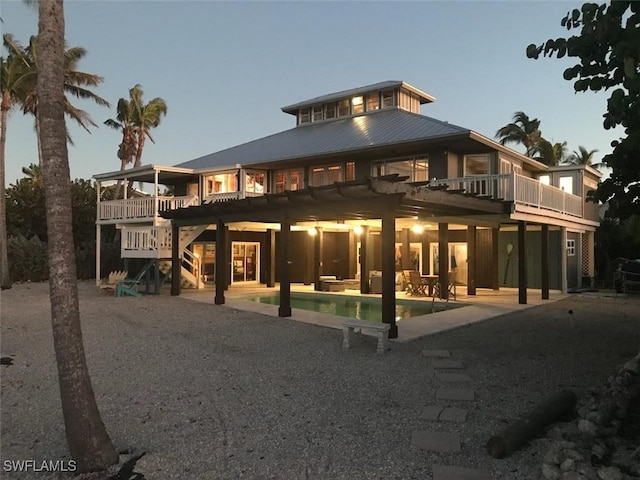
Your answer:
[561,227,568,293]
[95,180,101,286]
[154,170,159,221]
[96,224,101,286]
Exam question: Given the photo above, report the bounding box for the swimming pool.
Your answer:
[244,292,461,322]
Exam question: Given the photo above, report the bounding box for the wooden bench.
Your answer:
[342,319,391,355]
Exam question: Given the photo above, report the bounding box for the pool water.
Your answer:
[245,292,461,322]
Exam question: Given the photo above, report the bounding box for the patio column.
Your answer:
[304,232,314,285]
[438,223,449,300]
[541,224,549,300]
[171,222,181,296]
[215,220,227,305]
[313,227,324,291]
[518,220,527,304]
[467,225,477,296]
[348,230,357,280]
[278,214,292,317]
[265,229,276,288]
[359,226,370,294]
[400,228,411,270]
[381,209,398,339]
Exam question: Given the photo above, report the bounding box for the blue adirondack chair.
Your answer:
[116,269,146,297]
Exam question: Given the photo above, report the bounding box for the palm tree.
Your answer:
[129,84,167,169]
[566,146,600,167]
[104,96,138,198]
[4,34,110,164]
[531,139,568,167]
[1,35,35,290]
[105,84,167,197]
[495,111,542,156]
[36,0,118,472]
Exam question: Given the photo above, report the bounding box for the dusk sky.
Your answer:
[2,0,619,185]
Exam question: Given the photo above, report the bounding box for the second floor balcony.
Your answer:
[97,173,587,224]
[98,195,200,224]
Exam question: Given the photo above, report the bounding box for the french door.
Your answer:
[231,242,259,283]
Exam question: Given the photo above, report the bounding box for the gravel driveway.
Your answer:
[1,281,639,479]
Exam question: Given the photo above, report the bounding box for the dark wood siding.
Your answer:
[476,228,494,288]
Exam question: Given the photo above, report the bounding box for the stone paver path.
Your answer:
[410,348,490,474]
[420,405,468,423]
[431,359,465,369]
[410,431,461,453]
[437,372,473,383]
[422,349,451,358]
[438,407,468,423]
[419,405,444,421]
[432,464,492,480]
[436,387,475,401]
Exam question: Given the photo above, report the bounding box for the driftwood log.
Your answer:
[487,389,577,459]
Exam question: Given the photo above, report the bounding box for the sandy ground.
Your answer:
[1,281,639,480]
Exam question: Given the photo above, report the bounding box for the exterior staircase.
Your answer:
[121,224,208,289]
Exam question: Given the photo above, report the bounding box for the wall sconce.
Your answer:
[412,224,424,235]
[354,226,363,236]
[308,227,317,236]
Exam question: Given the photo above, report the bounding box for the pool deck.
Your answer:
[181,284,568,343]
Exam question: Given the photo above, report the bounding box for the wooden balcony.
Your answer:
[99,174,585,227]
[98,195,199,224]
[430,173,583,218]
[121,226,172,258]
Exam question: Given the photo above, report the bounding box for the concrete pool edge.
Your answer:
[186,296,517,343]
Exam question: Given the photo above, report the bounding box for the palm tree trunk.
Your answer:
[36,0,118,472]
[36,114,44,167]
[113,155,130,200]
[0,106,11,289]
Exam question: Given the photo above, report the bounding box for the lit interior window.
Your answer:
[352,96,364,114]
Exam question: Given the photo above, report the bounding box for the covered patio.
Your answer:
[162,175,551,338]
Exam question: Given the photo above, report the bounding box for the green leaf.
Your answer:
[571,8,580,22]
[574,79,586,91]
[544,39,556,55]
[526,44,540,59]
[623,57,636,79]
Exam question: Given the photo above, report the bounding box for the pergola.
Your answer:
[161,175,509,338]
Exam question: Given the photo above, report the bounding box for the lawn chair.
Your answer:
[98,270,128,295]
[406,270,427,296]
[116,269,146,297]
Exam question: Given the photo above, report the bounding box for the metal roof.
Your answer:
[281,81,436,114]
[176,109,470,171]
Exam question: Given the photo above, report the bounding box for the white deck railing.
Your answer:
[98,195,199,222]
[430,173,583,218]
[121,226,172,258]
[101,174,584,224]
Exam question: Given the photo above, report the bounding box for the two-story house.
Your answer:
[94,81,601,335]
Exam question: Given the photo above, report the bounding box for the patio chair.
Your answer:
[98,270,128,294]
[433,269,457,300]
[116,269,146,297]
[406,270,427,296]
